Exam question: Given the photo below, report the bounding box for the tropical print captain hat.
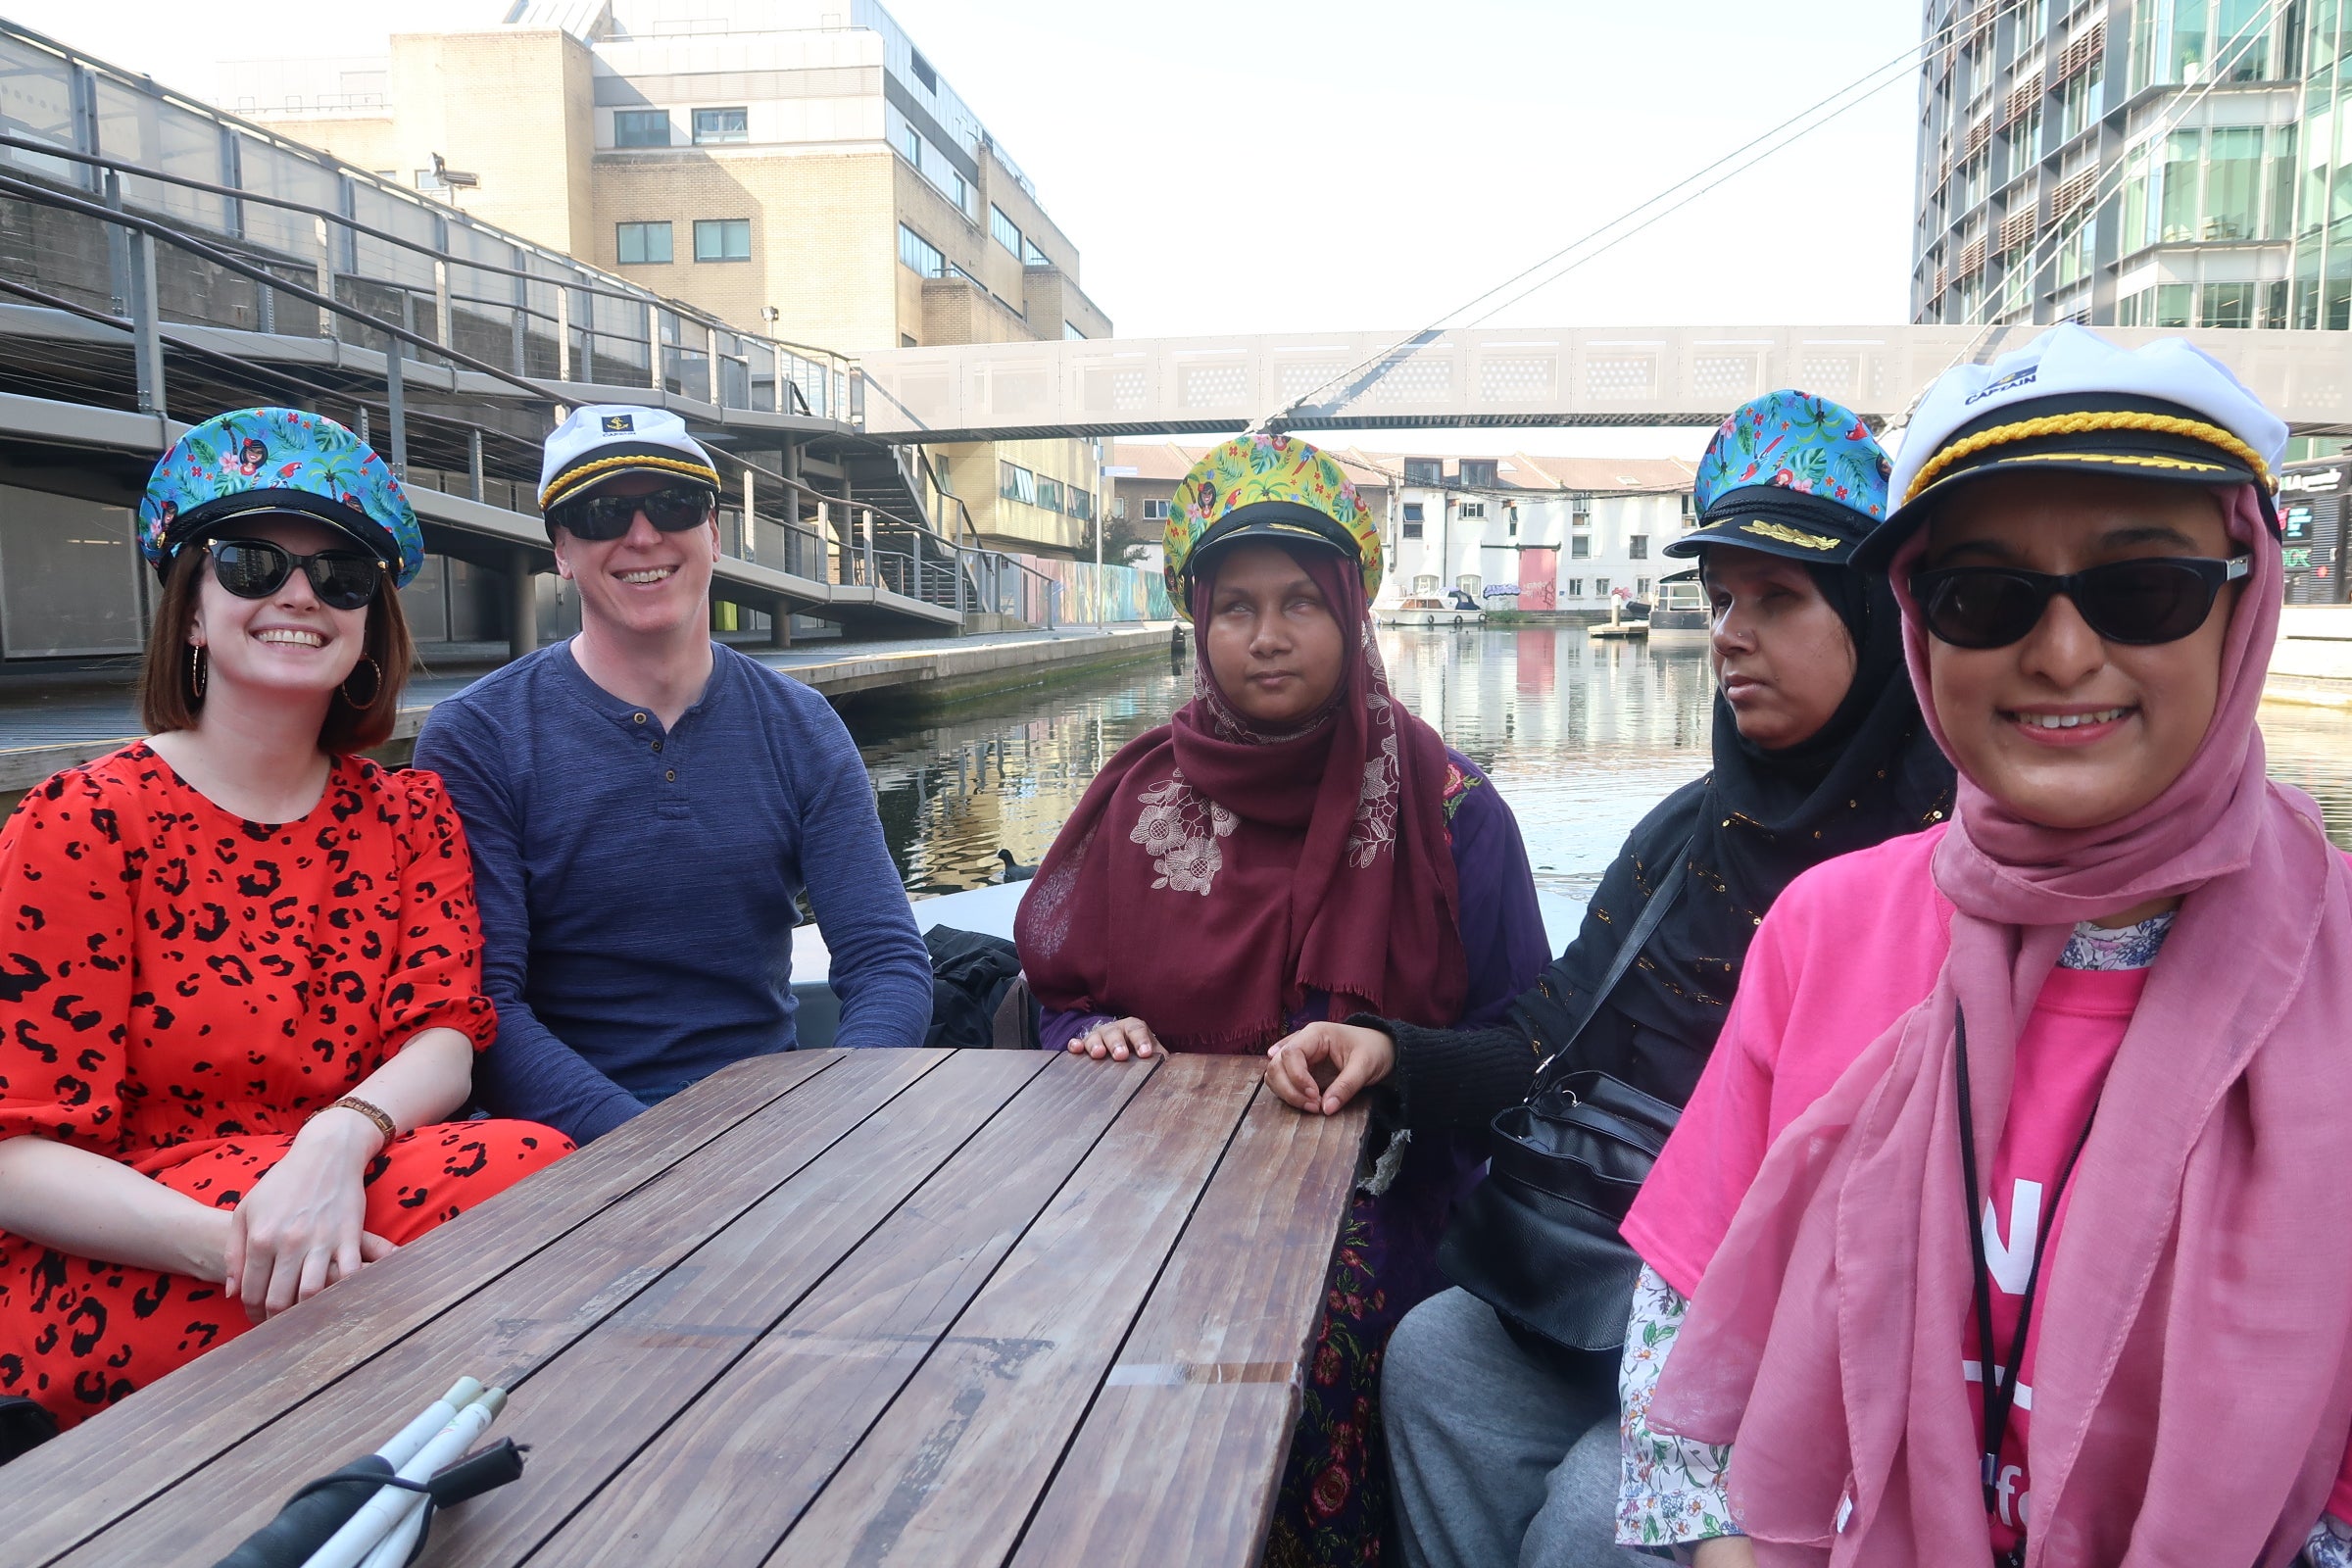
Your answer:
[139,407,423,588]
[1668,389,1893,565]
[1164,433,1382,620]
[1854,322,2287,569]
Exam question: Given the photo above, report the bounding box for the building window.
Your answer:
[1507,509,1519,538]
[1401,517,1424,539]
[1000,461,1037,506]
[2201,280,2255,328]
[1458,502,1487,520]
[1402,502,1425,523]
[1143,498,1172,520]
[613,110,670,148]
[898,223,946,278]
[1595,577,1611,597]
[1064,320,1086,340]
[1637,577,1652,596]
[1629,535,1649,560]
[1403,459,1444,486]
[1571,536,1592,559]
[1563,578,1584,599]
[1068,488,1094,523]
[948,171,971,215]
[616,220,673,265]
[1037,477,1064,514]
[1111,496,1129,521]
[694,219,752,262]
[907,48,938,93]
[1459,459,1497,487]
[902,122,922,166]
[693,107,748,145]
[991,205,1023,256]
[1023,237,1051,269]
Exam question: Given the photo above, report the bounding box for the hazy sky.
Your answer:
[3,0,1927,456]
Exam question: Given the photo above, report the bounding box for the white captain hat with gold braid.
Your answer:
[1857,323,2286,570]
[538,404,722,516]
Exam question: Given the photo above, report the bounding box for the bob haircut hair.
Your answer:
[136,546,415,754]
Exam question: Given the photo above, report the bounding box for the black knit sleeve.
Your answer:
[1352,1013,1540,1138]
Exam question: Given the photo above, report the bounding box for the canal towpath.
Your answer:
[0,621,1177,800]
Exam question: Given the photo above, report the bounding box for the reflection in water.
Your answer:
[855,625,2352,898]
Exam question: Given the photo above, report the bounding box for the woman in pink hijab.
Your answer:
[1611,325,2352,1567]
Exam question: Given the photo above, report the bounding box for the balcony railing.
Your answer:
[0,20,853,421]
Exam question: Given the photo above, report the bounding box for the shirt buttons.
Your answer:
[652,740,663,753]
[633,711,648,724]
[664,768,677,782]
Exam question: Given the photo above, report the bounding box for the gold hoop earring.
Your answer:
[188,644,207,701]
[341,657,382,710]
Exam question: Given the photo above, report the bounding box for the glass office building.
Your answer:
[1912,1,2352,332]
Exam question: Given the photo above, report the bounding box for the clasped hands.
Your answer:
[212,1106,397,1325]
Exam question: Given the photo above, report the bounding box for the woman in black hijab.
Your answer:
[1261,391,1955,1568]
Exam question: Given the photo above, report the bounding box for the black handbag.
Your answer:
[1437,834,1695,1357]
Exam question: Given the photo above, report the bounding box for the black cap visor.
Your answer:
[1854,393,2275,571]
[162,490,396,580]
[1666,485,1870,565]
[1185,501,1358,590]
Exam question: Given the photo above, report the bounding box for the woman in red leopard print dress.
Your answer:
[0,410,567,1435]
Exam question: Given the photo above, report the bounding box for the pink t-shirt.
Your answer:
[1620,825,2352,1531]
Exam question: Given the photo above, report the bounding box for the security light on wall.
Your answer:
[760,306,781,323]
[430,153,479,190]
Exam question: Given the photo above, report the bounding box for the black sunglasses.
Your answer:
[549,484,714,541]
[206,538,383,612]
[1909,555,2251,650]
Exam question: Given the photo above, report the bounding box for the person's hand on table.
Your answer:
[224,1108,398,1323]
[1265,1022,1394,1115]
[1071,1016,1160,1061]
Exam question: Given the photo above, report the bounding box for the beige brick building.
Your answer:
[223,0,1111,555]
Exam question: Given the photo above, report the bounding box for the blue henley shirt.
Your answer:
[414,639,933,1144]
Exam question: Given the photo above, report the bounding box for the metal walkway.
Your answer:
[857,323,2352,442]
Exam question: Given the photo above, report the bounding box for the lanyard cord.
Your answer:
[1953,1004,2101,1550]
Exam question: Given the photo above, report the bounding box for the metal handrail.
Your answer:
[0,23,856,390]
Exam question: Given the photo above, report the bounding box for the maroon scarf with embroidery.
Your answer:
[1015,548,1467,1053]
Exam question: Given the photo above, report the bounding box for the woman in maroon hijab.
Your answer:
[1016,434,1547,1566]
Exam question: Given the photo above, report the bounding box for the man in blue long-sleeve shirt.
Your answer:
[415,406,932,1144]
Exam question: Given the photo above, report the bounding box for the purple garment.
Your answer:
[1039,749,1545,1052]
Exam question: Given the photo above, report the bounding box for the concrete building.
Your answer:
[1382,455,1697,616]
[221,0,1111,554]
[1912,0,2340,343]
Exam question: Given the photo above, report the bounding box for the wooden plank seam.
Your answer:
[991,1078,1272,1568]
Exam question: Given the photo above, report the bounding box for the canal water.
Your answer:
[859,625,2352,904]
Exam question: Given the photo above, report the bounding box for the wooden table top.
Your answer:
[0,1049,1367,1567]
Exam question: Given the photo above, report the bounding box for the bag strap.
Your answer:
[1531,830,1699,1093]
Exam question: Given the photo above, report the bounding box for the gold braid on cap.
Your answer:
[1902,410,2275,507]
[540,453,723,510]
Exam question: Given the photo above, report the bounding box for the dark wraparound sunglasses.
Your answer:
[1909,555,2251,650]
[206,538,383,612]
[548,484,715,541]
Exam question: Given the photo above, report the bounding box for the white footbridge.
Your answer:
[857,323,2352,443]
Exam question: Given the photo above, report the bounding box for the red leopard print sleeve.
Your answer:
[0,747,497,1156]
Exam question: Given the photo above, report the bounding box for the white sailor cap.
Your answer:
[538,405,721,515]
[1856,323,2286,568]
